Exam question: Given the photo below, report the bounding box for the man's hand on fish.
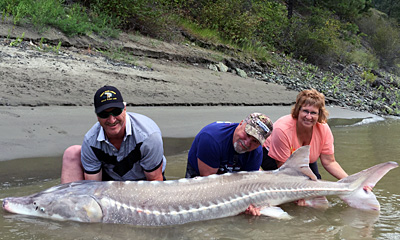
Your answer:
[363,185,373,192]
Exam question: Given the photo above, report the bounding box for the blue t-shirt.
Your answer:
[187,122,262,176]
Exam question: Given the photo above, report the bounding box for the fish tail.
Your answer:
[338,161,398,211]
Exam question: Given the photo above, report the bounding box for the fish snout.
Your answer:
[2,198,20,213]
[2,198,9,211]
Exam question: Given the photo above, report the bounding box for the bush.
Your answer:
[172,0,288,47]
[286,8,342,66]
[189,0,262,43]
[252,0,288,49]
[347,49,379,68]
[318,0,372,21]
[361,70,377,83]
[357,10,400,71]
[82,0,180,40]
[370,24,400,67]
[0,0,119,36]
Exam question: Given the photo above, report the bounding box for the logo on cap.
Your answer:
[255,119,270,133]
[100,90,118,102]
[244,113,273,145]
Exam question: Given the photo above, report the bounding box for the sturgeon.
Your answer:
[2,146,398,226]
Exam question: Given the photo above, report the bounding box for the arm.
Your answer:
[81,137,103,181]
[319,125,347,180]
[197,158,218,176]
[320,153,372,192]
[144,163,164,181]
[140,133,165,181]
[320,153,348,180]
[193,132,221,176]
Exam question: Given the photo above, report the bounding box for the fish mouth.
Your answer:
[2,198,15,213]
[367,204,380,211]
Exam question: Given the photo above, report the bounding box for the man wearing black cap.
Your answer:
[61,85,166,183]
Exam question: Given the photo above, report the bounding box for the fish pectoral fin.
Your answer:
[83,197,103,222]
[302,196,330,209]
[259,207,293,220]
[278,146,317,180]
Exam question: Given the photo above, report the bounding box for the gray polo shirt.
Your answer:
[81,112,166,181]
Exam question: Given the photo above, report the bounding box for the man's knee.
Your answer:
[63,145,82,165]
[61,145,83,184]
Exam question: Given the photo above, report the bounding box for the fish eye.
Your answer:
[40,208,45,212]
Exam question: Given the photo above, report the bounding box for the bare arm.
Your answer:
[144,163,164,181]
[320,153,348,180]
[197,158,218,176]
[320,154,373,192]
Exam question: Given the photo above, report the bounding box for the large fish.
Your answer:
[2,146,398,226]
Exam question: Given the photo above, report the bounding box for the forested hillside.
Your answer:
[1,0,400,115]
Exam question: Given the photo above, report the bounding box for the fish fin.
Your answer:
[338,161,398,211]
[259,207,293,220]
[300,166,318,181]
[278,146,318,181]
[301,196,330,210]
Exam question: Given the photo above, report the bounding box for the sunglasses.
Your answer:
[97,108,124,119]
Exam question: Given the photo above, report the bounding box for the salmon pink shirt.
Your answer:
[265,115,334,163]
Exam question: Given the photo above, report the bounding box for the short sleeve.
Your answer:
[81,140,102,174]
[267,128,292,163]
[195,132,221,169]
[321,124,334,155]
[139,132,164,172]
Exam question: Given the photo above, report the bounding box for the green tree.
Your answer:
[372,0,400,22]
[357,9,400,70]
[298,0,372,20]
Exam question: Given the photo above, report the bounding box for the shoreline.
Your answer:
[1,105,378,162]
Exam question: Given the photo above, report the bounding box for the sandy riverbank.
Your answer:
[0,105,378,162]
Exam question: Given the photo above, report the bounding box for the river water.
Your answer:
[0,118,399,240]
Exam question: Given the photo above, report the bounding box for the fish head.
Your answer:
[2,190,103,222]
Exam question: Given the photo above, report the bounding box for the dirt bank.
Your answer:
[1,20,298,107]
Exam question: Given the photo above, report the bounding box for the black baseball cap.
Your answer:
[94,86,125,113]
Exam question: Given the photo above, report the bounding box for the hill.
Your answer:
[0,17,399,117]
